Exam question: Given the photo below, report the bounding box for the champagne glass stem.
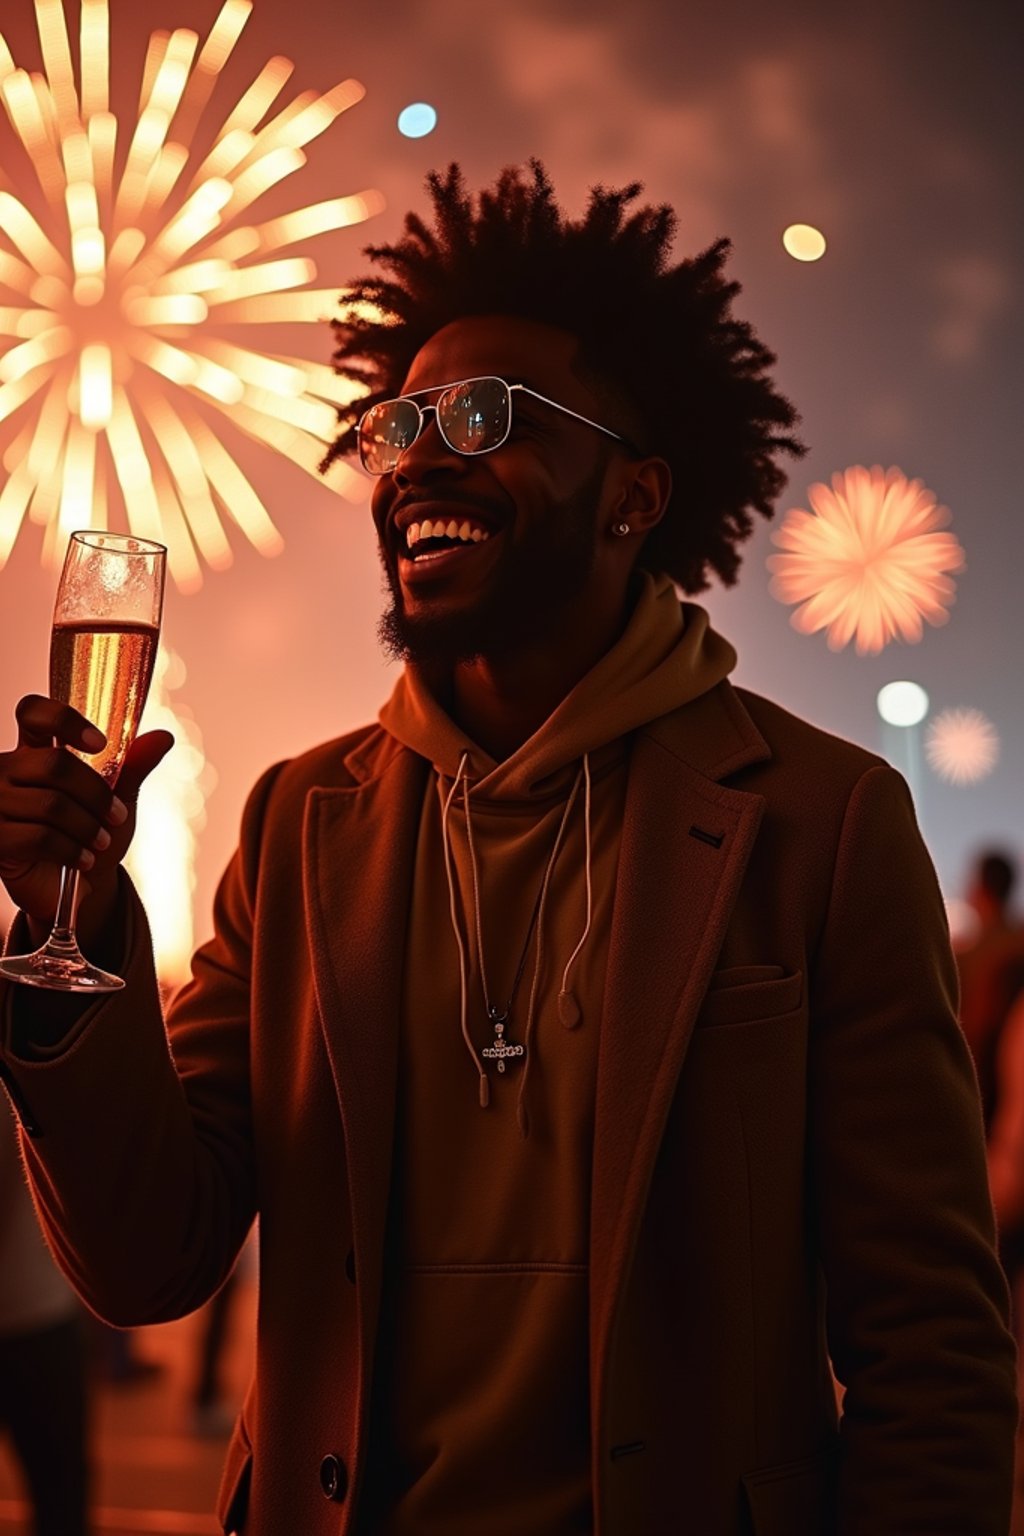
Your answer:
[49,866,83,950]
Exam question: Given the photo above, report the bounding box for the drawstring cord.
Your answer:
[558,750,592,1030]
[440,751,490,1107]
[511,762,583,1139]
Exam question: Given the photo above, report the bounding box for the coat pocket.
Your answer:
[696,969,803,1030]
[741,1446,836,1536]
[216,1414,253,1535]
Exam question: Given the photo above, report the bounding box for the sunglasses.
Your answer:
[357,374,632,475]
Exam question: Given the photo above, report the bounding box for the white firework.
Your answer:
[0,0,382,589]
[925,707,999,785]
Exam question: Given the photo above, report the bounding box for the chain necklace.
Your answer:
[460,767,582,1075]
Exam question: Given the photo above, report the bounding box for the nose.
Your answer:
[392,406,468,486]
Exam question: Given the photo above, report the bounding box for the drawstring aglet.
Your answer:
[479,1073,490,1109]
[558,989,582,1029]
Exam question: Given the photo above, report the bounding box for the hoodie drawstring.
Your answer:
[440,752,490,1108]
[557,750,592,1031]
[439,750,595,1138]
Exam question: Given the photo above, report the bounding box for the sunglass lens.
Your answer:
[438,378,510,454]
[359,398,421,473]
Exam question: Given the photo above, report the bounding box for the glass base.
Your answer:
[0,948,124,993]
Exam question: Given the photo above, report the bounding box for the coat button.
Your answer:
[345,1247,356,1284]
[319,1454,348,1502]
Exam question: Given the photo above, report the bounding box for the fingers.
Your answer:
[15,693,106,754]
[0,809,103,874]
[5,740,124,825]
[113,730,175,804]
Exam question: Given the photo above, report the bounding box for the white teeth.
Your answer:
[402,518,494,555]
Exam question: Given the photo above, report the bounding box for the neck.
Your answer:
[449,591,631,760]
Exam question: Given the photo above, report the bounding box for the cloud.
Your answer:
[929,253,1013,363]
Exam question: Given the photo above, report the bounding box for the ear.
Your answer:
[609,455,672,536]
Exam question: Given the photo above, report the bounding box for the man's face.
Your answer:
[370,315,625,667]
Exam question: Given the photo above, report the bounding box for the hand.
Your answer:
[0,695,173,944]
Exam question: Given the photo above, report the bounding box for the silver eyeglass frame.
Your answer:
[357,374,632,474]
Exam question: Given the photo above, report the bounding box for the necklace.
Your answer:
[461,769,582,1074]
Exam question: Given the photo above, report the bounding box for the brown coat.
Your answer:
[0,680,1015,1535]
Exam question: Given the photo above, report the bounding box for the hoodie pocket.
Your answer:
[741,1446,836,1535]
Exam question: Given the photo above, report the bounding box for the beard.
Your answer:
[377,457,608,668]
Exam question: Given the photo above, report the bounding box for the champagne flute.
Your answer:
[0,530,166,992]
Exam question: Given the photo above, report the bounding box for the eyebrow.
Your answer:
[398,374,534,399]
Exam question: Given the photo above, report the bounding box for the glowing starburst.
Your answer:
[767,464,965,654]
[0,0,382,590]
[124,646,213,987]
[925,707,999,785]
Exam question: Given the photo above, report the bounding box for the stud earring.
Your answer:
[612,521,630,537]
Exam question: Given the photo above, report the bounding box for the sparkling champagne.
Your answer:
[50,620,159,783]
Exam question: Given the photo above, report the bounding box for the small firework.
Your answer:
[925,707,999,785]
[0,0,382,589]
[767,464,965,654]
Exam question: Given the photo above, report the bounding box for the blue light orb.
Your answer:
[398,102,437,139]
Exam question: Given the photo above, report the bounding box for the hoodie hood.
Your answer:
[378,570,737,795]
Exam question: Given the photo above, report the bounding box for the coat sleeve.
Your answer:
[0,761,285,1327]
[808,763,1017,1534]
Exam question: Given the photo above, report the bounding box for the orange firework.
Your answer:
[925,707,999,785]
[0,0,382,589]
[767,464,965,654]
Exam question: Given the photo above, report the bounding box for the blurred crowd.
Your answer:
[957,851,1024,1308]
[0,1070,244,1535]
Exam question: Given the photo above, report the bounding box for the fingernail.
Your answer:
[82,726,106,751]
[93,828,111,852]
[78,849,95,870]
[108,797,128,825]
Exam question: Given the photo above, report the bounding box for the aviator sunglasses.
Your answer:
[357,374,633,475]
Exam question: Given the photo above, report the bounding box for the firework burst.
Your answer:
[0,0,381,590]
[925,707,999,785]
[767,464,965,654]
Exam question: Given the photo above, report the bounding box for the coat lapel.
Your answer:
[302,743,428,1360]
[590,685,770,1427]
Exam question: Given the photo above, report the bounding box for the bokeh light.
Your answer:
[782,223,826,261]
[877,680,929,727]
[0,0,384,591]
[124,646,215,989]
[397,102,437,138]
[926,706,999,785]
[767,464,966,654]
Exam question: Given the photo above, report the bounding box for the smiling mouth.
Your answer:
[397,514,497,562]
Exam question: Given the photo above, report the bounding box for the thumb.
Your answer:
[113,729,175,806]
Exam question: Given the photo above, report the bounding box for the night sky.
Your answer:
[0,0,1020,938]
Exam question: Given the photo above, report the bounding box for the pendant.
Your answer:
[482,1006,525,1073]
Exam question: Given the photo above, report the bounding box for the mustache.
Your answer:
[389,486,511,521]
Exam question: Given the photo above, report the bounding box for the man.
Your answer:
[0,163,1015,1535]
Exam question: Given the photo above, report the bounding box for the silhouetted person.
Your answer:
[956,848,1024,1131]
[0,163,1016,1535]
[0,1100,90,1536]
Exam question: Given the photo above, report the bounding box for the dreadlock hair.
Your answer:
[321,160,805,594]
